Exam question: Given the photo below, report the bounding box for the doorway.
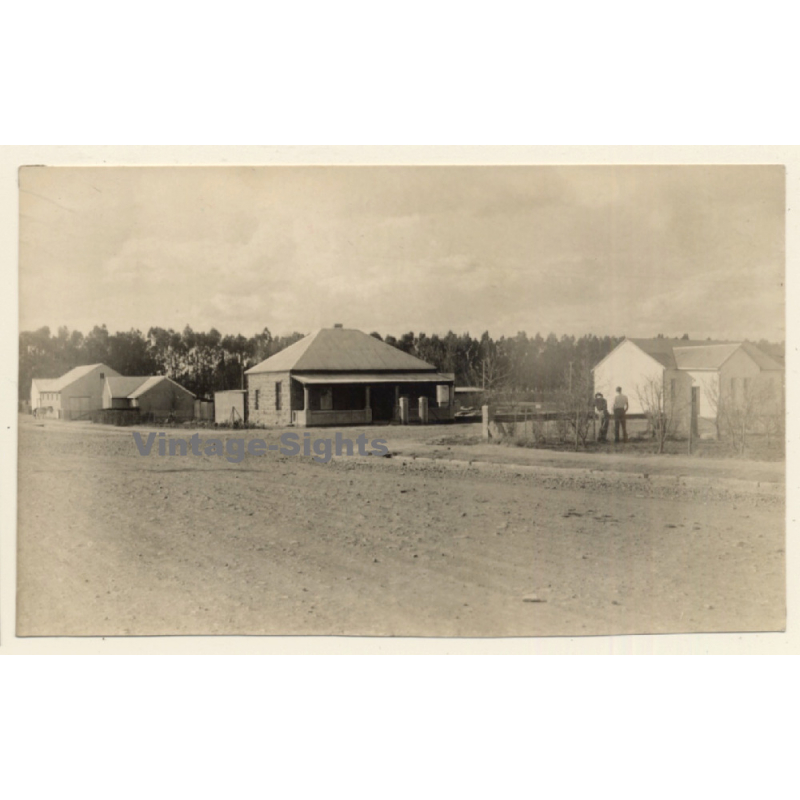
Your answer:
[370,384,396,422]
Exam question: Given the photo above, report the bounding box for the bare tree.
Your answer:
[706,373,784,454]
[715,379,781,455]
[555,360,593,450]
[635,375,685,454]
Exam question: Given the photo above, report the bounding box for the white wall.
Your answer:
[719,348,783,414]
[61,365,120,419]
[593,340,664,415]
[685,370,719,419]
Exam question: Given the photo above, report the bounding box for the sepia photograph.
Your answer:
[15,163,786,638]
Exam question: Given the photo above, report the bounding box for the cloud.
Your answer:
[19,166,785,342]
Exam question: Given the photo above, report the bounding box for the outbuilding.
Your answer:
[592,338,783,433]
[214,390,247,425]
[245,326,455,427]
[103,376,195,421]
[31,363,121,419]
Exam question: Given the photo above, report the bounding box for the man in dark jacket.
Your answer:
[594,392,609,442]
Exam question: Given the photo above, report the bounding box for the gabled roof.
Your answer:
[32,378,59,391]
[740,341,784,371]
[673,343,742,370]
[128,376,167,398]
[596,338,784,374]
[106,375,195,399]
[627,338,734,369]
[34,363,117,392]
[246,328,438,374]
[106,376,151,398]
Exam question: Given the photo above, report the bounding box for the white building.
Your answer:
[30,363,121,419]
[593,338,783,431]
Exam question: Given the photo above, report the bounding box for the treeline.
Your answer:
[372,331,625,398]
[18,325,785,401]
[19,325,305,401]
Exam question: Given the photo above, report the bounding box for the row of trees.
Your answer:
[19,325,786,455]
[20,325,630,401]
[19,325,306,400]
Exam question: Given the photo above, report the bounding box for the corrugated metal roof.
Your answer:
[673,343,742,370]
[106,375,194,399]
[106,376,151,398]
[129,376,195,399]
[627,338,734,369]
[44,363,117,391]
[246,328,438,374]
[128,376,166,398]
[622,338,783,373]
[739,341,784,371]
[293,372,454,385]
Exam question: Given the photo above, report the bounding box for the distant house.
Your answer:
[31,363,121,419]
[103,376,195,421]
[593,338,784,431]
[30,378,59,415]
[245,325,455,427]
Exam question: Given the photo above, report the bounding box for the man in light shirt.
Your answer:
[613,386,629,443]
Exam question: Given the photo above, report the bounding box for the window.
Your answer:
[254,389,260,410]
[100,372,105,380]
[275,381,282,411]
[730,378,737,401]
[743,377,750,396]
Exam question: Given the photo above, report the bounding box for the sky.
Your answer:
[18,165,786,342]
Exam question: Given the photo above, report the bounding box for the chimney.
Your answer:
[333,323,343,328]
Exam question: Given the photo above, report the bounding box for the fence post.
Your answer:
[482,404,493,440]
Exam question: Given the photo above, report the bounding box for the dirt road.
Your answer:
[16,420,785,636]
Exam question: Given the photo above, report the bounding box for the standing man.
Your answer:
[594,392,609,442]
[613,386,629,443]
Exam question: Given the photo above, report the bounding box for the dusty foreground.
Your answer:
[17,420,785,637]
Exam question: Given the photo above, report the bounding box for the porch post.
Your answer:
[365,385,371,410]
[303,384,309,411]
[418,396,429,424]
[399,396,409,425]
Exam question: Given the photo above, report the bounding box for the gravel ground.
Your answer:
[16,418,785,637]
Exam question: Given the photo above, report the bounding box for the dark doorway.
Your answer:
[371,384,396,422]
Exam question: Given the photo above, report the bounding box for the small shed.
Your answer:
[454,386,486,410]
[195,398,215,422]
[214,390,246,425]
[104,376,195,421]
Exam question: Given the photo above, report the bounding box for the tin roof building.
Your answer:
[244,326,455,427]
